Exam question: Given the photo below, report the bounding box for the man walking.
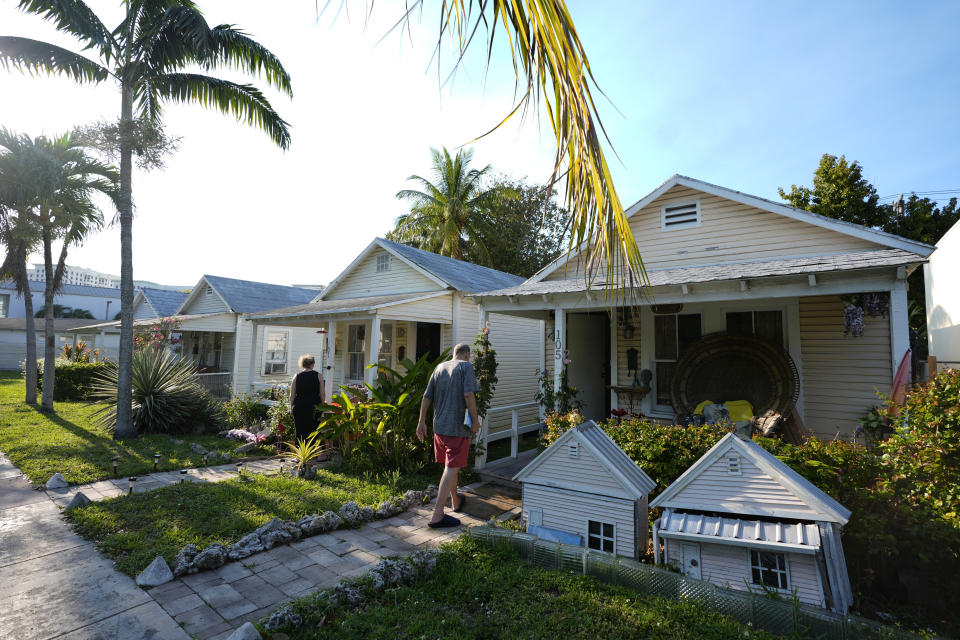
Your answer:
[417,343,480,528]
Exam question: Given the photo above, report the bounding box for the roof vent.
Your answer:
[568,441,579,458]
[205,285,213,296]
[661,200,701,230]
[726,452,741,476]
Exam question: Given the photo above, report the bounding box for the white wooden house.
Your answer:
[651,432,853,613]
[469,175,935,439]
[924,219,960,369]
[513,420,656,559]
[244,238,544,444]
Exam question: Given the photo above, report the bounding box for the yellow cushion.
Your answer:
[693,400,714,416]
[724,400,754,423]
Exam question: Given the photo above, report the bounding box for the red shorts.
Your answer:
[434,433,470,468]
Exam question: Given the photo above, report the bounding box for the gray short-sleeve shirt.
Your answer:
[424,360,480,437]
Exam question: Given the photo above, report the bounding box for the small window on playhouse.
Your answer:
[587,520,615,554]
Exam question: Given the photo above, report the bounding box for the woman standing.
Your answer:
[290,355,323,442]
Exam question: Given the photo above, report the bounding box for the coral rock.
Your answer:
[338,501,361,523]
[64,492,91,512]
[172,544,199,577]
[45,473,68,489]
[193,543,227,570]
[262,605,302,632]
[227,533,265,561]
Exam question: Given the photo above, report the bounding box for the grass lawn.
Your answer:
[273,536,780,640]
[0,371,272,485]
[66,468,437,576]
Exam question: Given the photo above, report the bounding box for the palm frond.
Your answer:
[0,36,109,82]
[152,72,291,149]
[15,0,114,56]
[208,25,292,97]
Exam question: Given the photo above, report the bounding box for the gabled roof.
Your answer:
[138,287,188,318]
[528,174,934,283]
[650,433,851,524]
[513,420,656,499]
[177,275,318,315]
[244,290,450,321]
[320,238,524,300]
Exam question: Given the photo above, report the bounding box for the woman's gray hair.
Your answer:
[298,354,315,369]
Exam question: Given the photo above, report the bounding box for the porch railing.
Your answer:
[474,401,542,470]
[196,372,232,399]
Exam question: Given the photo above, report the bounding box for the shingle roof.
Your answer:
[378,238,525,292]
[140,288,188,317]
[472,248,925,297]
[245,291,449,320]
[201,275,318,314]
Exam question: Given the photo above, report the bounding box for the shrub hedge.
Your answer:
[30,359,112,401]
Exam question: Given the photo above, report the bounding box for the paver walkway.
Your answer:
[0,450,519,639]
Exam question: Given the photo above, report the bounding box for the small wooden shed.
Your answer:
[513,420,656,560]
[651,432,853,613]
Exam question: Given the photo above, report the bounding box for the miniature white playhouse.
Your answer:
[513,421,656,560]
[651,432,853,613]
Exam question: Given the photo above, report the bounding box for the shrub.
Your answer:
[89,348,224,435]
[223,392,270,430]
[30,359,112,401]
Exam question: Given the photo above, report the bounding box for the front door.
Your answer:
[680,542,702,579]
[566,312,610,421]
[415,322,442,361]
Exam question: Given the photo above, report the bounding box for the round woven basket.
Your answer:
[669,332,800,418]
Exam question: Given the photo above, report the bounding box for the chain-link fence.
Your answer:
[467,526,931,640]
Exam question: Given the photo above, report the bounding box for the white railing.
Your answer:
[196,372,232,399]
[474,401,542,470]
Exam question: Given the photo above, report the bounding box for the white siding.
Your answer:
[800,295,892,439]
[133,298,157,320]
[668,445,820,520]
[182,284,230,315]
[484,311,542,431]
[325,248,441,300]
[523,483,639,559]
[546,185,883,281]
[232,320,327,393]
[379,294,453,324]
[180,313,236,332]
[926,222,960,361]
[521,439,633,499]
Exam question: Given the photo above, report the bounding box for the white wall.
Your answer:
[0,288,119,321]
[926,222,960,363]
[233,319,328,394]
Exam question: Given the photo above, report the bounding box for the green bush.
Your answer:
[89,348,224,435]
[223,392,270,430]
[29,359,112,401]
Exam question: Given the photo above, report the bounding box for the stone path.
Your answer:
[0,451,520,639]
[44,458,286,507]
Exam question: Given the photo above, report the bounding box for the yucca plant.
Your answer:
[281,431,330,479]
[90,348,222,435]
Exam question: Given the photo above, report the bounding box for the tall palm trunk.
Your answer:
[40,225,56,412]
[114,83,135,438]
[21,269,37,405]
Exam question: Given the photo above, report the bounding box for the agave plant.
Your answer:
[90,348,222,435]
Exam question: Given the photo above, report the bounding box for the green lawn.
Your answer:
[66,469,436,576]
[0,371,272,485]
[271,536,781,640]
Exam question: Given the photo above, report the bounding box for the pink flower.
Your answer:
[562,357,572,365]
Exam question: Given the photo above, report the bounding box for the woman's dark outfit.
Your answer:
[291,369,322,441]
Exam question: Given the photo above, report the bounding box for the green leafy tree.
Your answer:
[466,178,571,277]
[0,0,291,435]
[778,154,884,228]
[883,194,959,247]
[34,305,95,319]
[391,147,511,262]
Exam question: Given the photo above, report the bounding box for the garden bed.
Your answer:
[262,535,778,640]
[66,468,437,576]
[0,372,272,484]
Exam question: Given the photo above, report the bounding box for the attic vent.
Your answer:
[205,285,213,296]
[727,452,741,476]
[568,441,579,458]
[661,200,701,230]
[376,254,392,273]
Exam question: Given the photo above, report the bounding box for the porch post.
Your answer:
[609,310,618,412]
[889,280,910,379]
[325,321,336,401]
[538,320,546,421]
[246,320,258,393]
[554,306,566,395]
[367,315,381,387]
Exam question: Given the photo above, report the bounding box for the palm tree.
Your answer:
[0,1,291,435]
[393,147,508,262]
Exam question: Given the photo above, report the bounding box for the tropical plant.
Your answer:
[223,392,270,431]
[281,431,329,478]
[61,340,98,362]
[536,365,581,414]
[0,0,292,436]
[391,147,511,263]
[35,305,95,319]
[89,347,222,435]
[472,324,498,419]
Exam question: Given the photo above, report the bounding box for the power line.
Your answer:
[878,189,960,201]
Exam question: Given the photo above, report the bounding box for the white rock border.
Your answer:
[161,485,439,580]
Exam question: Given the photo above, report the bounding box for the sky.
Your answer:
[1,0,958,288]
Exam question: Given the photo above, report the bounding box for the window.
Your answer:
[587,520,616,554]
[661,200,701,230]
[653,313,701,406]
[0,293,8,318]
[726,310,783,348]
[263,331,288,375]
[376,253,392,273]
[378,323,393,366]
[347,324,366,380]
[750,551,789,590]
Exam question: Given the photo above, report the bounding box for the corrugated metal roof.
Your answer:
[471,248,925,297]
[140,288,188,317]
[202,275,318,314]
[245,291,449,320]
[659,509,821,550]
[378,238,525,292]
[0,280,121,298]
[577,420,657,495]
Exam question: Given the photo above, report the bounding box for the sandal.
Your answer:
[428,514,461,529]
